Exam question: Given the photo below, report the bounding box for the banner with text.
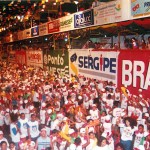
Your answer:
[31,26,39,37]
[47,19,60,34]
[39,23,48,36]
[74,9,94,28]
[94,0,122,25]
[43,50,69,76]
[15,50,26,65]
[118,50,150,98]
[60,14,74,32]
[23,29,31,39]
[69,50,119,84]
[131,0,150,17]
[26,50,43,68]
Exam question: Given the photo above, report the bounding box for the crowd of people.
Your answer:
[83,36,150,50]
[0,61,150,150]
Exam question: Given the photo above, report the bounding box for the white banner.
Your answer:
[60,14,74,32]
[94,0,122,25]
[26,50,43,68]
[69,50,119,84]
[39,23,48,36]
[23,28,31,39]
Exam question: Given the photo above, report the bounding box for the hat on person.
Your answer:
[63,117,68,121]
[0,131,3,134]
[41,128,47,132]
[47,109,52,114]
[42,102,46,108]
[20,100,23,104]
[6,108,9,113]
[86,116,91,120]
[101,88,105,92]
[78,95,82,100]
[80,128,86,134]
[24,100,28,104]
[92,104,97,107]
[144,113,149,118]
[13,110,18,114]
[68,129,75,135]
[105,115,111,121]
[29,105,34,110]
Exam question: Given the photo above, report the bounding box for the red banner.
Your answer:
[118,50,150,98]
[47,20,60,33]
[15,50,26,65]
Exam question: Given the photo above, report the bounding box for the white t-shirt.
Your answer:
[128,106,135,116]
[92,145,111,150]
[10,123,20,143]
[114,92,120,101]
[43,85,51,95]
[121,126,135,141]
[18,118,28,137]
[33,91,39,102]
[4,113,11,125]
[102,122,112,136]
[133,132,145,149]
[40,109,46,124]
[28,120,39,138]
[86,139,97,150]
[67,144,82,150]
[89,109,99,120]
[0,113,5,126]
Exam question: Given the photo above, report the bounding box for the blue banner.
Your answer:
[74,9,94,28]
[31,26,39,37]
[131,0,150,16]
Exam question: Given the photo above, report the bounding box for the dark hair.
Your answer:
[10,113,18,122]
[0,141,7,146]
[138,124,144,128]
[74,137,81,146]
[97,136,108,146]
[115,143,124,150]
[31,114,36,118]
[124,117,137,129]
[9,142,15,145]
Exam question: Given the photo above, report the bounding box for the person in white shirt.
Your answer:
[92,136,111,150]
[0,131,9,148]
[33,87,40,109]
[133,124,148,149]
[86,132,97,150]
[67,137,82,150]
[10,114,20,149]
[17,113,28,138]
[89,104,100,120]
[120,117,136,150]
[27,114,39,142]
[0,141,10,150]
